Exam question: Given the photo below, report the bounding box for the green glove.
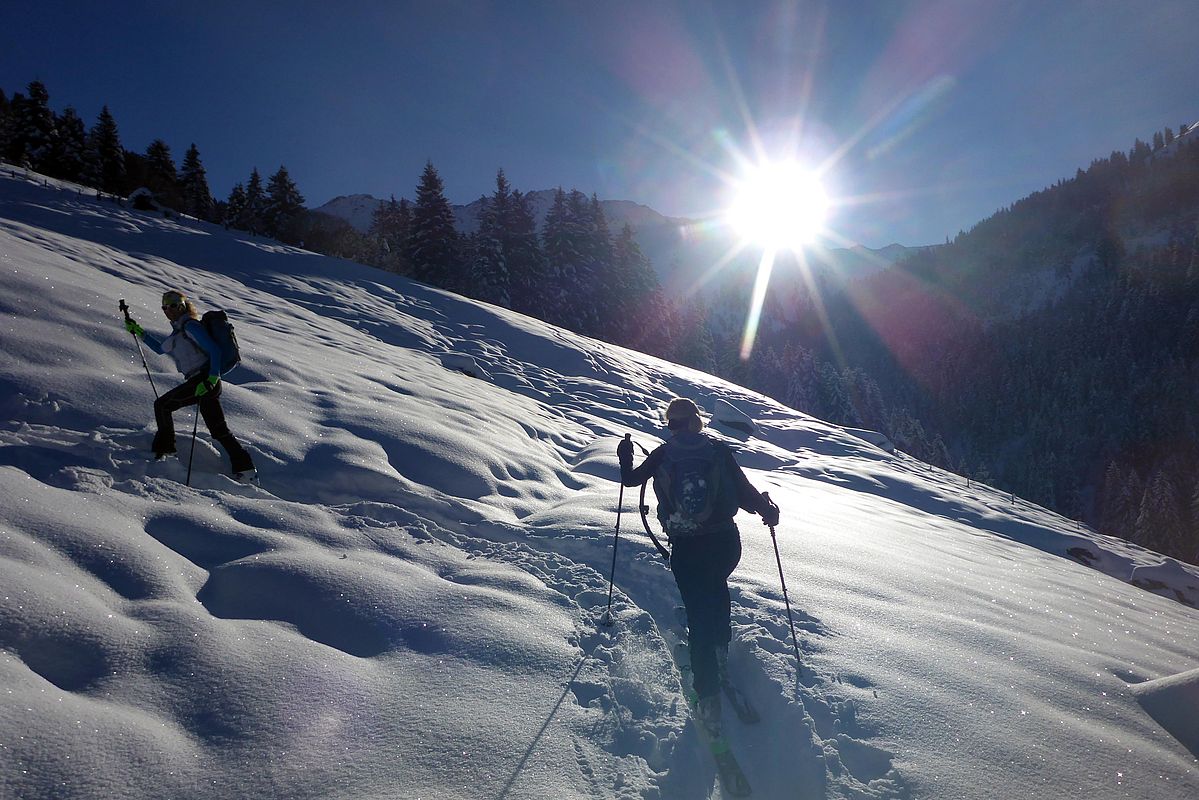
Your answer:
[194,375,220,397]
[124,318,144,337]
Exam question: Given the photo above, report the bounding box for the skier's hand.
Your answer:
[124,318,144,337]
[617,434,633,469]
[761,495,780,527]
[194,375,220,397]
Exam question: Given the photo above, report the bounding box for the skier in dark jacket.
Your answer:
[618,397,778,728]
[123,289,255,480]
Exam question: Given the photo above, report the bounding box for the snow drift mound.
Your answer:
[1130,668,1199,758]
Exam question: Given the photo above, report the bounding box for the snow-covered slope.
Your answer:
[2,167,1198,800]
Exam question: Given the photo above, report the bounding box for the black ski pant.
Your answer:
[670,526,741,700]
[152,375,254,473]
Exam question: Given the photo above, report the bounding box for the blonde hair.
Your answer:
[162,289,199,320]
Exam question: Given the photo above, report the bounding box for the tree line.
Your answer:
[0,81,306,244]
[0,79,712,374]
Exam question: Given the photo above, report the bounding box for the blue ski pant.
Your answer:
[670,526,741,699]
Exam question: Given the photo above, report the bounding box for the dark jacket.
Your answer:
[621,431,771,537]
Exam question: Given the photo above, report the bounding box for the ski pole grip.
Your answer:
[119,299,131,320]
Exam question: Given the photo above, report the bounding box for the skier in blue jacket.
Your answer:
[124,289,255,479]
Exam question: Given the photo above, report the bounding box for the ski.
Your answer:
[669,607,760,725]
[662,613,753,796]
[689,698,753,797]
[722,679,760,725]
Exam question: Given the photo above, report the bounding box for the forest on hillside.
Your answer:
[3,78,1196,565]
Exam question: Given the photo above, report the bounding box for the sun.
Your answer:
[727,160,830,250]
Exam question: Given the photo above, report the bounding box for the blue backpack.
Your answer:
[655,438,723,539]
[197,310,241,375]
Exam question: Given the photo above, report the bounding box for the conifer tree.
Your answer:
[506,189,548,316]
[610,223,661,346]
[179,144,215,221]
[237,168,266,234]
[224,183,247,228]
[264,165,306,244]
[468,170,515,307]
[368,195,410,273]
[52,107,87,183]
[405,162,461,288]
[144,139,180,207]
[1,92,30,166]
[86,105,125,193]
[20,81,58,174]
[1136,470,1184,553]
[542,188,598,332]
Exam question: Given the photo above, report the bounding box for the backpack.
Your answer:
[196,309,241,375]
[655,438,723,539]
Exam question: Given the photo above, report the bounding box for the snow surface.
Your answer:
[2,165,1198,799]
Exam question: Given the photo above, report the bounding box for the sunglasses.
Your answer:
[162,302,185,310]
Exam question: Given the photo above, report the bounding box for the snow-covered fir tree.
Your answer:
[224,183,247,229]
[368,195,410,275]
[17,81,58,174]
[51,107,87,183]
[179,144,215,221]
[404,162,460,289]
[1137,470,1186,555]
[85,105,125,194]
[541,188,600,334]
[466,170,516,308]
[610,223,663,348]
[236,168,266,235]
[264,165,306,244]
[143,139,180,207]
[506,189,549,318]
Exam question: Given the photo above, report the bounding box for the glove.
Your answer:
[617,435,633,469]
[761,495,780,527]
[124,318,144,337]
[194,375,220,397]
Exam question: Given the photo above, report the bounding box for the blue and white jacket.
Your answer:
[143,316,220,379]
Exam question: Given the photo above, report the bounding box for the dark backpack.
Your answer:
[197,309,241,375]
[655,438,723,539]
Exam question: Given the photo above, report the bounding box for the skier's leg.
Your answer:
[152,379,200,455]
[197,384,254,473]
[672,533,741,700]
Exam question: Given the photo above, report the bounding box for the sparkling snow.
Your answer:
[1,167,1197,799]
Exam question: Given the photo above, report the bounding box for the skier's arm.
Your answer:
[620,444,663,487]
[140,330,166,355]
[723,447,775,518]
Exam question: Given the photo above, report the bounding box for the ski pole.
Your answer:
[764,492,803,677]
[185,403,200,486]
[602,435,630,627]
[120,299,158,399]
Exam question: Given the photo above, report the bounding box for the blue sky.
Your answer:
[3,0,1197,247]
